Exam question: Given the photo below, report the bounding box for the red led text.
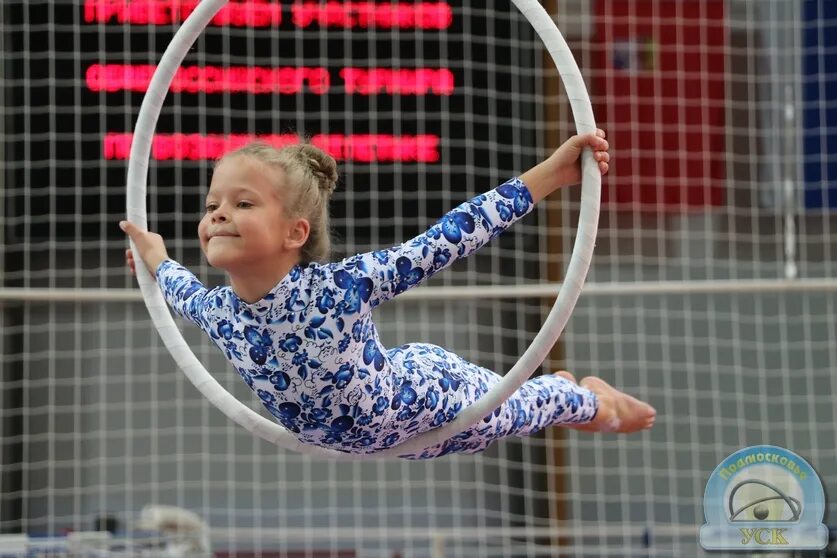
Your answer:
[83,1,452,29]
[84,0,282,27]
[291,2,452,29]
[104,133,440,163]
[87,64,330,94]
[340,68,454,95]
[87,64,454,96]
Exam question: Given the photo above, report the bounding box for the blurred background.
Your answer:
[1,0,835,556]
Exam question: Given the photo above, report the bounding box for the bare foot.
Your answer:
[553,371,656,434]
[555,370,577,384]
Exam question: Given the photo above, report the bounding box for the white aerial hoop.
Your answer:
[125,0,600,459]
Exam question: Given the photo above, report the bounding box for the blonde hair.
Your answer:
[218,141,338,264]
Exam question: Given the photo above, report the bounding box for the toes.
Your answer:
[634,398,656,418]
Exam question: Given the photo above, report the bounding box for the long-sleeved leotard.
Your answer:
[156,177,598,459]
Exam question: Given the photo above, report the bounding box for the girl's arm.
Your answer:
[120,220,169,273]
[520,129,609,203]
[121,220,210,326]
[329,131,609,312]
[155,260,212,326]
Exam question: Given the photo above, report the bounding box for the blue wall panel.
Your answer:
[803,0,837,210]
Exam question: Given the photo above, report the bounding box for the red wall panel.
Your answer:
[594,0,726,211]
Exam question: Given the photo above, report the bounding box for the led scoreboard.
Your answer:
[4,1,540,250]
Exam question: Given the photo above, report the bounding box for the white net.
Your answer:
[1,1,836,557]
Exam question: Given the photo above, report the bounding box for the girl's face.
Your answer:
[198,155,308,272]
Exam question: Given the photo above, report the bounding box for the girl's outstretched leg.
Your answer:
[554,371,655,434]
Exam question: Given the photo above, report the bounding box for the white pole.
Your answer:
[3,278,837,303]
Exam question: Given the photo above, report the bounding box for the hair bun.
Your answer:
[298,144,338,196]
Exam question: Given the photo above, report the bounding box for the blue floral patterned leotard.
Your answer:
[156,177,598,459]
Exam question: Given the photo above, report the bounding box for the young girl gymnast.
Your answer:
[121,130,655,459]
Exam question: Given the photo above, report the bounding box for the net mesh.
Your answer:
[1,1,836,556]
